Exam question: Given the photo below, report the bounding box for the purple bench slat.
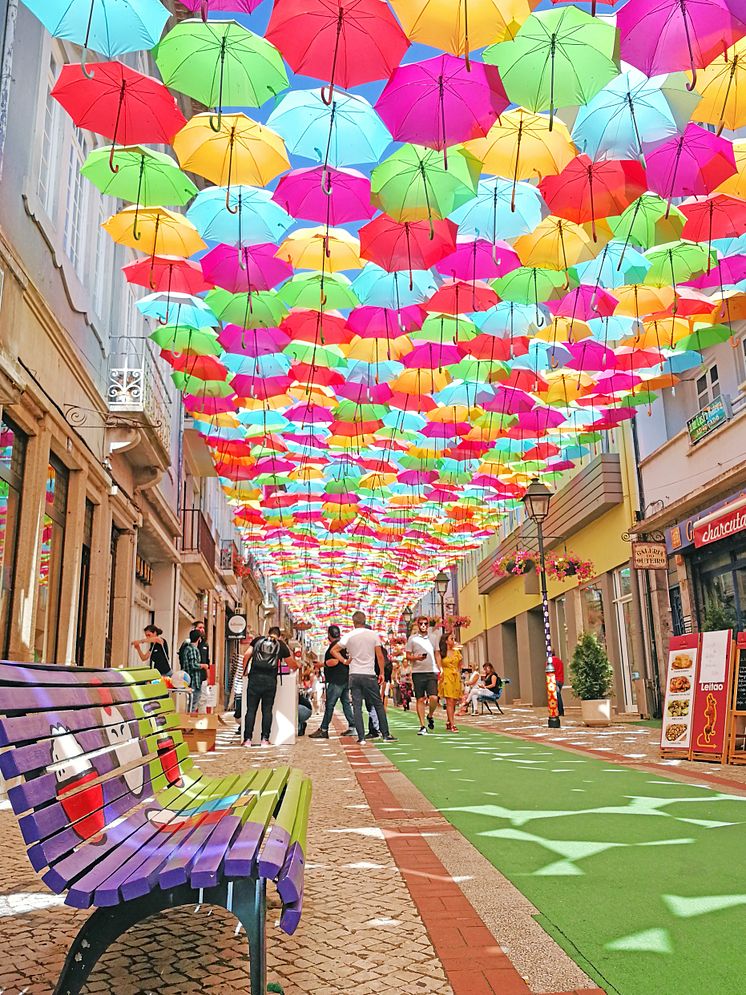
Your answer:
[119,814,210,902]
[279,889,303,936]
[257,825,291,881]
[276,842,305,905]
[223,819,267,878]
[0,680,165,713]
[0,663,156,687]
[189,813,243,889]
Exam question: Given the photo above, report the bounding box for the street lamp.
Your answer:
[402,606,413,635]
[522,478,560,730]
[435,570,449,627]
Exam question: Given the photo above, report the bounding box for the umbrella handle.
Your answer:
[209,110,223,134]
[201,0,209,21]
[108,143,120,174]
[81,51,96,80]
[321,166,333,197]
[321,8,344,106]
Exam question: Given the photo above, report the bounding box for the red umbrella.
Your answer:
[161,353,229,381]
[51,62,186,171]
[680,194,746,247]
[539,155,647,240]
[359,216,457,286]
[123,256,211,295]
[424,279,498,314]
[464,333,530,361]
[265,0,409,104]
[280,310,351,345]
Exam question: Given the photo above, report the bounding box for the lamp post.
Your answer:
[435,570,449,628]
[522,478,560,730]
[402,606,413,636]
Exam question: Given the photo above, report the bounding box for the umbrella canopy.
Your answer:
[691,39,746,133]
[360,217,457,276]
[174,113,289,190]
[273,166,374,225]
[539,156,647,239]
[645,123,737,202]
[24,0,168,60]
[81,145,197,205]
[390,0,537,58]
[371,143,481,224]
[200,243,293,293]
[102,206,206,256]
[186,184,293,244]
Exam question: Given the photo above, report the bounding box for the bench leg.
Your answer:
[233,878,267,995]
[54,881,268,995]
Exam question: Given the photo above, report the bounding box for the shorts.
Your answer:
[412,673,439,699]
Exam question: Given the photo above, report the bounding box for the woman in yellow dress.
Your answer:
[438,632,463,732]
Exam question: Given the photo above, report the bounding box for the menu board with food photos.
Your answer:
[660,634,700,754]
[690,629,733,761]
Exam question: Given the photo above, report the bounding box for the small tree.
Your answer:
[570,632,614,701]
[702,598,736,633]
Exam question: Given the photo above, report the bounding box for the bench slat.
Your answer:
[224,767,290,878]
[279,889,303,935]
[257,768,305,880]
[276,779,311,905]
[0,663,159,687]
[0,678,167,714]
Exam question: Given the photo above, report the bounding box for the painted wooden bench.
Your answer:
[0,661,311,995]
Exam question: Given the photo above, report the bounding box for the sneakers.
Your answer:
[340,727,356,737]
[418,726,428,736]
[365,731,381,740]
[309,728,329,739]
[260,739,271,747]
[242,739,252,748]
[357,738,366,745]
[382,735,397,742]
[427,715,435,731]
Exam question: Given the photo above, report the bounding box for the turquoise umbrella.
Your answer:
[352,265,438,308]
[137,292,219,327]
[449,177,548,243]
[186,185,292,245]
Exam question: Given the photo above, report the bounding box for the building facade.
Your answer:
[0,3,266,693]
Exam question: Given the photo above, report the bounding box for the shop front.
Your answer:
[667,492,746,633]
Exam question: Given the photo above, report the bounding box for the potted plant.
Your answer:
[569,632,614,726]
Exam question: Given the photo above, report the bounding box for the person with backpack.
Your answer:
[242,625,292,746]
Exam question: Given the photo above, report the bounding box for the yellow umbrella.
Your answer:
[102,205,205,256]
[277,227,361,273]
[343,335,412,362]
[426,404,478,422]
[691,39,746,133]
[514,217,605,271]
[173,113,289,188]
[466,108,576,189]
[534,316,593,344]
[715,139,746,198]
[288,466,325,481]
[614,284,675,319]
[623,316,701,350]
[390,368,451,394]
[390,0,537,58]
[536,371,595,405]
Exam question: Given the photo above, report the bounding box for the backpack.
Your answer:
[250,636,281,678]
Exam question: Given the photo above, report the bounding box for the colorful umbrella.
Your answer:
[124,256,211,294]
[359,217,457,281]
[390,0,537,60]
[200,243,293,293]
[102,205,206,256]
[272,166,374,225]
[186,184,292,244]
[371,143,481,225]
[691,39,746,133]
[644,124,737,205]
[539,156,647,240]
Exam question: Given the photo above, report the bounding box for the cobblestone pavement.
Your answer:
[0,720,453,995]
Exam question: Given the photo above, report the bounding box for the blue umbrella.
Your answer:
[267,88,392,167]
[345,359,404,385]
[655,350,704,374]
[23,0,168,64]
[449,177,548,243]
[137,292,218,327]
[352,265,438,308]
[433,382,495,405]
[474,301,549,337]
[588,315,641,343]
[572,68,697,161]
[572,241,650,289]
[186,185,292,246]
[222,354,291,378]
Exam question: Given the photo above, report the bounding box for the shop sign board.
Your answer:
[667,489,746,553]
[686,395,730,445]
[631,541,668,570]
[226,613,247,639]
[693,497,746,548]
[690,629,733,760]
[660,634,700,754]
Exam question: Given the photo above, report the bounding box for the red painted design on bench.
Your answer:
[156,735,182,787]
[50,726,105,842]
[95,679,146,797]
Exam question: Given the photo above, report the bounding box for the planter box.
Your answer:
[580,698,612,726]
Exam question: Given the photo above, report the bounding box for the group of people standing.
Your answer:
[132,619,211,711]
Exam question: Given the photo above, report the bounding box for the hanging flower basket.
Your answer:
[546,551,595,583]
[493,549,537,577]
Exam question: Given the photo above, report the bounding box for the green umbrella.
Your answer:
[447,358,508,381]
[411,314,479,343]
[82,146,197,206]
[283,341,347,367]
[150,324,222,356]
[279,273,359,310]
[608,194,685,250]
[154,19,288,129]
[643,242,715,288]
[675,323,733,351]
[485,6,619,127]
[493,266,567,306]
[371,144,480,226]
[333,401,390,421]
[171,373,234,397]
[205,288,287,328]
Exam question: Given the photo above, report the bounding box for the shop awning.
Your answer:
[693,496,746,548]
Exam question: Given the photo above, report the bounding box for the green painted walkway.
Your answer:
[378,712,746,995]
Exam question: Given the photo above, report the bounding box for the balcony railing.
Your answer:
[181,508,216,571]
[219,539,240,575]
[108,339,172,455]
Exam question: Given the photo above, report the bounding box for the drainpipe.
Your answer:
[0,0,17,182]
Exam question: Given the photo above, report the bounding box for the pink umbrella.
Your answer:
[346,305,425,338]
[514,409,565,432]
[482,387,536,413]
[284,403,335,425]
[398,470,439,485]
[645,124,737,203]
[618,0,746,87]
[179,0,261,20]
[435,239,520,280]
[565,340,617,371]
[272,166,375,225]
[374,55,509,166]
[403,342,464,368]
[218,325,289,356]
[183,394,237,415]
[686,254,746,289]
[547,285,618,320]
[201,244,293,294]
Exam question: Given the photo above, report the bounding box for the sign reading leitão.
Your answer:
[632,541,668,570]
[226,613,247,639]
[686,395,730,445]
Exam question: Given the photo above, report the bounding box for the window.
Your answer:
[75,500,94,666]
[38,51,61,217]
[581,585,606,648]
[64,127,90,276]
[696,364,720,411]
[0,417,26,656]
[34,456,68,663]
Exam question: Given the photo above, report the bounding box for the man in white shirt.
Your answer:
[332,611,397,745]
[406,615,441,735]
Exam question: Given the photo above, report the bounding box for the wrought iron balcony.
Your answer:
[108,339,172,458]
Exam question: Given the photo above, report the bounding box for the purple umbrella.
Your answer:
[272,166,375,225]
[374,55,508,167]
[178,0,261,20]
[403,342,464,368]
[218,325,289,356]
[435,239,520,280]
[618,0,746,87]
[645,124,737,204]
[686,254,746,289]
[201,243,293,294]
[565,340,617,372]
